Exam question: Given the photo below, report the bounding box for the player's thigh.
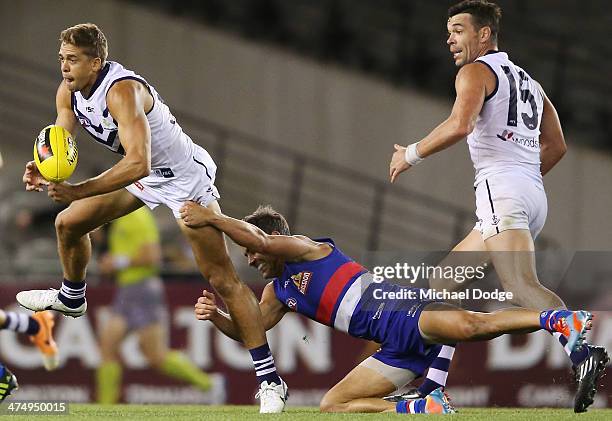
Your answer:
[137,323,168,366]
[99,314,129,360]
[485,229,538,288]
[176,201,236,279]
[320,363,398,410]
[57,189,143,235]
[453,229,487,252]
[418,302,474,344]
[430,230,489,291]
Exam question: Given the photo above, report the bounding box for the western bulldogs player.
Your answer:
[388,1,608,412]
[18,23,286,412]
[184,203,592,414]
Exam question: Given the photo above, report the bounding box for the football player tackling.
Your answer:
[388,0,607,412]
[18,24,285,412]
[184,203,592,414]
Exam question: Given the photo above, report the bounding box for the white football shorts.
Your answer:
[125,144,220,218]
[473,174,547,240]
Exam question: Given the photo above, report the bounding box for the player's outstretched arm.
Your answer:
[539,93,567,176]
[195,283,287,341]
[389,63,489,183]
[180,202,330,261]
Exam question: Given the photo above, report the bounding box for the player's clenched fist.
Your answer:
[23,161,49,192]
[194,289,218,321]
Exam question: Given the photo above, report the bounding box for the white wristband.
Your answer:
[113,255,131,270]
[404,143,424,166]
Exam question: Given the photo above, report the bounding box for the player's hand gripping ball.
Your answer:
[33,125,78,182]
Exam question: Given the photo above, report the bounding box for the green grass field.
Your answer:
[3,405,612,420]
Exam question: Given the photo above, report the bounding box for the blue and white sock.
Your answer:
[540,310,590,366]
[1,312,39,335]
[58,279,86,308]
[417,345,455,396]
[249,343,281,385]
[539,309,568,331]
[396,399,426,413]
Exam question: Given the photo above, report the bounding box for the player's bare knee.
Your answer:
[319,396,345,413]
[55,208,87,240]
[206,267,240,298]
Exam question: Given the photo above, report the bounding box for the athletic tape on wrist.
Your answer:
[405,143,424,166]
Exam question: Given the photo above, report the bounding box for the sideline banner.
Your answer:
[0,282,609,408]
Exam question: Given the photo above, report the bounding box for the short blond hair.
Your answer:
[60,23,108,64]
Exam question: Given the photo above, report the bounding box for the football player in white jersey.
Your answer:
[19,23,287,412]
[388,0,607,413]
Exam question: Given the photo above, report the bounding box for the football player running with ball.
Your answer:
[388,1,607,412]
[19,23,286,412]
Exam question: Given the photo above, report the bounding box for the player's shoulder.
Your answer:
[294,235,334,260]
[455,61,497,96]
[105,77,150,113]
[457,61,494,79]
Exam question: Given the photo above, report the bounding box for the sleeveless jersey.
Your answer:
[272,239,431,341]
[272,239,370,333]
[71,61,197,176]
[468,52,544,186]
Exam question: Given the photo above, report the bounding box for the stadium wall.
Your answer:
[1,0,611,249]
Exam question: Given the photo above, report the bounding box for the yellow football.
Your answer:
[33,125,78,182]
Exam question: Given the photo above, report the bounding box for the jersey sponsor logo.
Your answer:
[286,297,298,311]
[496,130,514,141]
[133,181,145,191]
[86,106,94,112]
[152,168,175,178]
[495,130,539,150]
[291,271,313,294]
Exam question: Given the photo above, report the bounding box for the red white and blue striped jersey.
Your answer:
[272,238,375,334]
[273,239,442,374]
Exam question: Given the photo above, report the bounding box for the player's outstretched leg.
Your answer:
[16,190,143,317]
[0,363,18,403]
[485,231,595,361]
[419,303,592,353]
[486,230,606,410]
[0,310,58,371]
[178,202,287,413]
